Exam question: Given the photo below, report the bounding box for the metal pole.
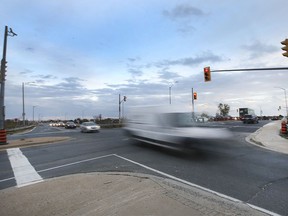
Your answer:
[119,94,121,124]
[22,82,25,126]
[192,88,194,113]
[33,106,36,122]
[0,26,8,130]
[211,67,288,72]
[275,87,288,118]
[169,86,171,104]
[284,89,288,118]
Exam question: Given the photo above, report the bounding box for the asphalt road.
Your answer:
[1,121,288,215]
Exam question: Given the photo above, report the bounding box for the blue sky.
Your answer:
[0,0,288,120]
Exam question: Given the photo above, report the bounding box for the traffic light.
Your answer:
[123,96,127,101]
[193,92,197,100]
[281,39,288,58]
[0,60,7,81]
[204,66,211,82]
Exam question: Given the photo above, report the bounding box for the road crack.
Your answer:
[247,176,288,203]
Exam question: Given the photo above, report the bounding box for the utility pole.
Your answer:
[0,26,17,144]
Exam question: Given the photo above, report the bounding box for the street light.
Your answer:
[22,82,35,126]
[22,82,25,126]
[33,106,37,123]
[169,81,178,104]
[275,87,288,118]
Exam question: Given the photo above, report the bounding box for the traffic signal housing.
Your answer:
[0,60,7,81]
[204,67,211,82]
[281,39,288,58]
[193,92,197,100]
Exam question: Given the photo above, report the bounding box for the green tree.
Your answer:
[218,103,230,116]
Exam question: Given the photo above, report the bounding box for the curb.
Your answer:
[0,137,72,151]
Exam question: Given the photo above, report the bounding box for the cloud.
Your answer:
[163,3,205,20]
[242,40,279,58]
[152,51,225,68]
[158,69,182,81]
[55,77,85,90]
[35,74,57,79]
[128,68,143,77]
[19,69,34,75]
[25,47,34,52]
[163,3,206,34]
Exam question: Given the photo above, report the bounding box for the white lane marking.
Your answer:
[38,154,115,173]
[0,154,117,184]
[0,177,14,183]
[7,148,43,188]
[114,154,281,216]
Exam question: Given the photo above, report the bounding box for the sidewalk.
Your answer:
[0,172,273,216]
[0,122,286,216]
[248,120,288,155]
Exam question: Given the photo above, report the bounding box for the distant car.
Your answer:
[243,114,259,124]
[80,122,100,133]
[58,122,65,127]
[65,121,77,129]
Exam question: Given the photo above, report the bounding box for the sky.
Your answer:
[0,0,288,121]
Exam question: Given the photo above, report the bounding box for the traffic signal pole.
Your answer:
[191,88,195,113]
[0,26,8,131]
[0,26,17,144]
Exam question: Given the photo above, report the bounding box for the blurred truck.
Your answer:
[239,108,255,120]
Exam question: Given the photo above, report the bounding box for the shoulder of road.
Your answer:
[1,121,286,216]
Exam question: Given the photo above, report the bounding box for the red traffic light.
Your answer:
[204,67,211,82]
[193,92,197,100]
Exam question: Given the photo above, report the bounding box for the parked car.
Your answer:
[80,122,100,133]
[65,121,77,129]
[243,114,259,124]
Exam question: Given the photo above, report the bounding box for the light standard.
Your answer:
[22,82,35,126]
[169,81,178,104]
[33,106,37,123]
[275,87,288,117]
[22,82,25,126]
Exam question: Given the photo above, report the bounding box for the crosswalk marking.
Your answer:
[7,148,43,188]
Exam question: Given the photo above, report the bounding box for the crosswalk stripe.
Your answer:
[7,148,43,188]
